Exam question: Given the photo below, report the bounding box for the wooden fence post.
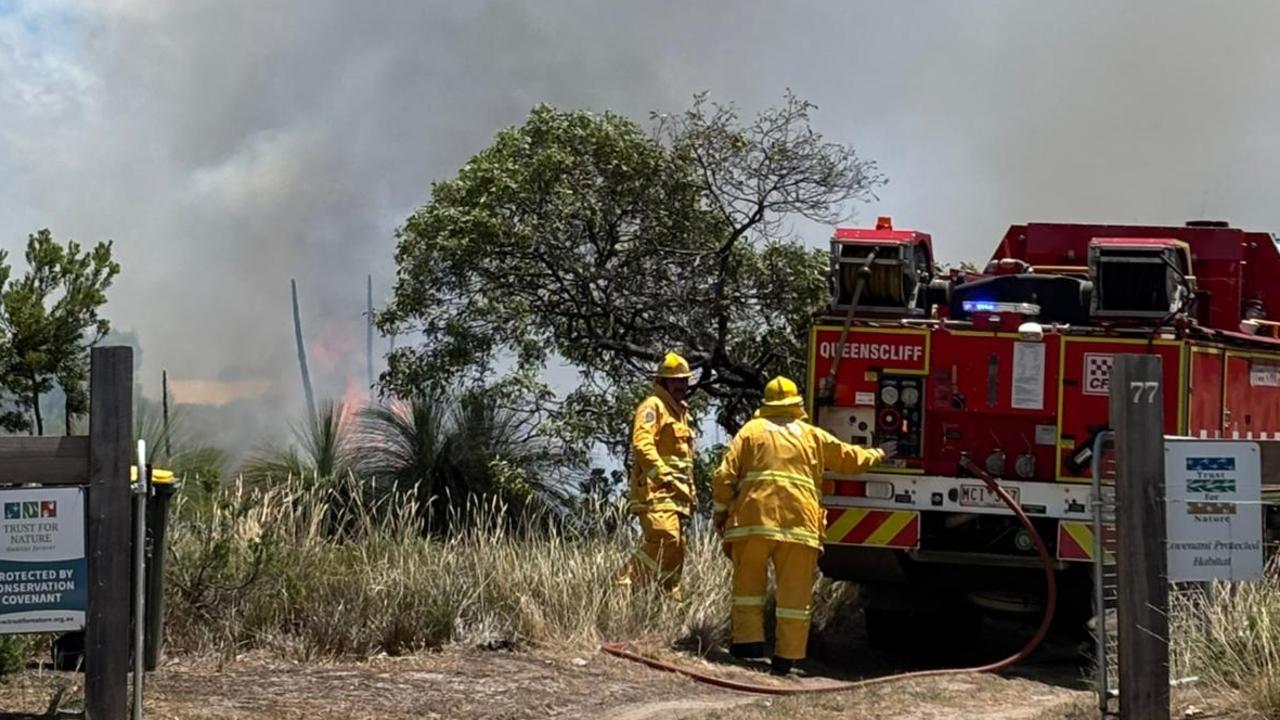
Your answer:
[1110,354,1170,720]
[85,347,133,720]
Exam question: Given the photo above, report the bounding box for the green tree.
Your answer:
[937,260,982,275]
[379,91,883,451]
[0,230,119,435]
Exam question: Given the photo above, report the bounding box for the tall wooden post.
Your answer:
[162,369,172,461]
[1110,354,1170,720]
[86,347,133,720]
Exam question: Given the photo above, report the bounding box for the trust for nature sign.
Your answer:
[0,487,86,634]
[1164,441,1263,582]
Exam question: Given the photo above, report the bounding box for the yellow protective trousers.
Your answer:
[622,510,685,593]
[729,536,819,660]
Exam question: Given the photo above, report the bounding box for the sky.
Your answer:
[2,0,1279,455]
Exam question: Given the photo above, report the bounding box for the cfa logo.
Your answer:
[1083,353,1113,396]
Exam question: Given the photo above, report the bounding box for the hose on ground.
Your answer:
[601,458,1058,696]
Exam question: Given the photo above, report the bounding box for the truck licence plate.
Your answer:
[959,484,1019,508]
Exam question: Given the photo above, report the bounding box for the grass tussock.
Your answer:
[1171,561,1280,718]
[165,475,730,660]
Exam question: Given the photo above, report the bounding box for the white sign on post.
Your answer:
[1164,440,1263,582]
[0,487,87,633]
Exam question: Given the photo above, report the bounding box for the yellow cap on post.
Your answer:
[131,466,176,485]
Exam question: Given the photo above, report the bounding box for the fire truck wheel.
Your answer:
[864,605,982,660]
[1052,580,1094,642]
[863,606,903,654]
[921,606,983,662]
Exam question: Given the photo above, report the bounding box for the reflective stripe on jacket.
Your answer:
[713,406,884,549]
[629,384,695,515]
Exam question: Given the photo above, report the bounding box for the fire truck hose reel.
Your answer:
[819,249,878,405]
[599,457,1057,695]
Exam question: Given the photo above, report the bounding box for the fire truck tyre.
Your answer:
[1051,584,1093,642]
[917,606,982,663]
[864,606,982,660]
[863,606,909,654]
[948,606,983,646]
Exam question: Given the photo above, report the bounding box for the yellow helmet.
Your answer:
[654,351,693,379]
[763,376,804,407]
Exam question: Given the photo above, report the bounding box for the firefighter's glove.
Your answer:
[713,511,728,536]
[877,440,899,460]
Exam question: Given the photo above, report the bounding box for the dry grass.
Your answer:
[1170,562,1280,719]
[165,476,731,660]
[160,476,1280,718]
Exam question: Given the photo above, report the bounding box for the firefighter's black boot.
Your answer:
[729,642,765,660]
[770,656,794,676]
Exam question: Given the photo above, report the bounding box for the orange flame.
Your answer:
[337,377,368,428]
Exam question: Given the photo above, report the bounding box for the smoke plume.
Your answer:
[2,0,1278,455]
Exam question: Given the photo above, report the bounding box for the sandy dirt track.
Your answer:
[0,644,1096,720]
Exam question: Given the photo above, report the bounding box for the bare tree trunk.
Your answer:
[291,279,317,421]
[367,275,375,402]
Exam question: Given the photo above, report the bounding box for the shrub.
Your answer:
[0,635,33,678]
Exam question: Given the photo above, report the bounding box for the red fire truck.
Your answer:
[809,217,1280,647]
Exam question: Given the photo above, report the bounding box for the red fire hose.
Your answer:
[600,458,1057,696]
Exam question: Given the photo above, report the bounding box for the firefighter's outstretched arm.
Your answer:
[817,427,889,475]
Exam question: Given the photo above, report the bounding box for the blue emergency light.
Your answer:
[961,300,1040,315]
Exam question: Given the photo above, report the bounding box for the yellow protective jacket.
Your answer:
[629,384,696,516]
[713,407,884,549]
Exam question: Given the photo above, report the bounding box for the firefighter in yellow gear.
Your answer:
[712,376,894,676]
[619,352,698,596]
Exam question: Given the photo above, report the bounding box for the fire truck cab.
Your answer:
[809,217,1280,648]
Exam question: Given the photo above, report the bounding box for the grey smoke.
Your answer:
[2,0,1278,456]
